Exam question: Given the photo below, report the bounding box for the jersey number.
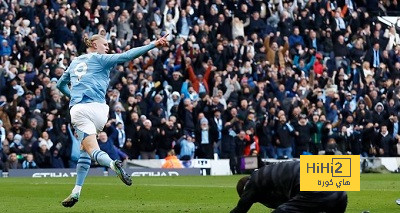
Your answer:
[74,62,88,81]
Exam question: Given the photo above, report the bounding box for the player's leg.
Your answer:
[82,135,132,186]
[272,191,322,213]
[62,130,91,208]
[273,191,347,213]
[87,102,132,185]
[62,149,91,207]
[78,102,131,185]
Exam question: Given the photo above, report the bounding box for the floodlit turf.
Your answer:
[0,174,399,212]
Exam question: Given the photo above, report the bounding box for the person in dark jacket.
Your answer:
[372,102,387,126]
[256,117,276,159]
[231,161,347,213]
[335,126,353,155]
[180,98,196,134]
[34,141,52,168]
[57,124,72,168]
[195,117,213,159]
[121,138,135,160]
[209,107,225,156]
[234,130,247,174]
[167,71,184,93]
[275,115,295,158]
[158,121,180,159]
[4,152,22,171]
[137,119,159,159]
[124,112,141,159]
[51,148,65,168]
[361,123,378,157]
[247,11,266,36]
[378,124,395,157]
[293,114,316,157]
[54,20,73,45]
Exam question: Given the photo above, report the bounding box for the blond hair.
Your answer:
[83,34,104,48]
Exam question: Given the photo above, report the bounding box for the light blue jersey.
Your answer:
[57,43,156,107]
[180,139,195,159]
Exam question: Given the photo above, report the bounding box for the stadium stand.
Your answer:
[0,0,400,174]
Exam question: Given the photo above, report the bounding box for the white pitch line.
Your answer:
[16,182,235,188]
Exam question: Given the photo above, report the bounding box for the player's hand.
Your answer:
[155,34,169,47]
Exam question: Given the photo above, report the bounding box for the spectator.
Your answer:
[110,122,126,149]
[51,149,65,168]
[336,126,353,155]
[110,104,126,127]
[373,102,388,125]
[121,138,135,160]
[158,120,180,159]
[275,114,295,159]
[289,27,304,48]
[4,152,22,171]
[325,137,340,155]
[196,117,213,159]
[38,131,53,151]
[179,133,195,160]
[57,124,72,168]
[162,150,183,169]
[377,124,395,157]
[9,134,24,154]
[0,140,9,170]
[163,4,180,40]
[34,140,52,168]
[233,130,247,173]
[22,153,37,169]
[0,39,11,56]
[10,119,25,136]
[124,112,141,159]
[137,119,159,159]
[180,98,195,134]
[366,41,383,69]
[256,117,275,159]
[310,114,324,155]
[209,108,225,155]
[243,128,259,156]
[264,33,289,68]
[0,0,398,165]
[21,128,38,154]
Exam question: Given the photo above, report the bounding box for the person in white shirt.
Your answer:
[38,131,53,151]
[384,26,400,51]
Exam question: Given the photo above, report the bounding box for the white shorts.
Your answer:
[70,102,109,135]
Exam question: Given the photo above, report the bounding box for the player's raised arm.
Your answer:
[96,34,169,68]
[56,69,71,98]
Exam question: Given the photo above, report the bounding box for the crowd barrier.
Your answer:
[2,157,399,177]
[2,168,202,178]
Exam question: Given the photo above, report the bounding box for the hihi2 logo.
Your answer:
[300,155,360,191]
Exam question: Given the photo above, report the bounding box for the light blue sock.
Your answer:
[72,129,91,194]
[75,150,91,187]
[91,149,113,167]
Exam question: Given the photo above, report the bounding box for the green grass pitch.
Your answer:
[0,174,399,212]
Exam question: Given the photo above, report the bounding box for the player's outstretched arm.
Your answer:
[99,34,169,68]
[56,70,71,98]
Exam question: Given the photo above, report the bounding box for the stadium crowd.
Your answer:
[1,0,400,173]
